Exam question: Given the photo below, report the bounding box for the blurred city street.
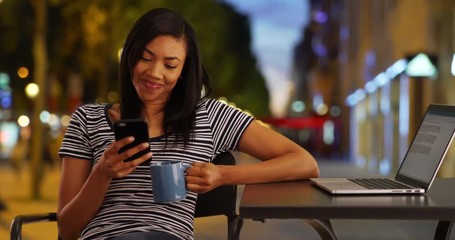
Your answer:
[2,1,455,239]
[0,163,59,240]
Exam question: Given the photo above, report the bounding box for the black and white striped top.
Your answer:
[58,98,254,240]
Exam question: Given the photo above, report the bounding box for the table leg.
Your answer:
[434,220,453,240]
[304,219,337,240]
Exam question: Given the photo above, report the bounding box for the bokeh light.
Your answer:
[61,114,71,127]
[25,83,39,98]
[17,115,30,127]
[17,66,29,79]
[40,110,50,123]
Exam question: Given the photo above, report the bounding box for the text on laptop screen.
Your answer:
[398,106,455,184]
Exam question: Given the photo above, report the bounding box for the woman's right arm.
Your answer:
[57,137,152,240]
[57,156,112,240]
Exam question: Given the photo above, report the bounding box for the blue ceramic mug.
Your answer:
[150,161,191,203]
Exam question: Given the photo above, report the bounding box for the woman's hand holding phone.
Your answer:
[97,137,152,179]
[93,119,152,179]
[113,119,151,162]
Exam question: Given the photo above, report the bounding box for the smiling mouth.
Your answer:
[142,80,162,89]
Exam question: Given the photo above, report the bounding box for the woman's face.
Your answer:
[132,35,187,105]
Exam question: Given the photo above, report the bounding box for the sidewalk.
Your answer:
[0,164,60,240]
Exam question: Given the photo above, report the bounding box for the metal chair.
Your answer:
[10,151,243,240]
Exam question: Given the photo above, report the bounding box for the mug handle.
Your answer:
[183,163,191,171]
[182,163,192,192]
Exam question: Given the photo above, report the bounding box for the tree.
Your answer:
[30,0,48,199]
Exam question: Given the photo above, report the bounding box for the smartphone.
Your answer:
[113,119,150,162]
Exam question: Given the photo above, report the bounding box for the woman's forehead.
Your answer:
[144,35,187,58]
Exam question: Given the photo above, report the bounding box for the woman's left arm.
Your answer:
[186,120,319,192]
[225,120,319,184]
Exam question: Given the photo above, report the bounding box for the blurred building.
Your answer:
[287,0,455,176]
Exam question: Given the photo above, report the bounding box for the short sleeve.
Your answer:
[203,98,254,153]
[58,106,93,160]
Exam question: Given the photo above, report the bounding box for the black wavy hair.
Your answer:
[119,8,212,146]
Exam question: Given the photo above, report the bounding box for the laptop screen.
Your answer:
[397,104,455,187]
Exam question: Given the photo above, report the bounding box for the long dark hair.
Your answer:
[119,8,212,146]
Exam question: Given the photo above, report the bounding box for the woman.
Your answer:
[57,8,319,240]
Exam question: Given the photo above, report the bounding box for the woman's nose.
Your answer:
[147,62,163,79]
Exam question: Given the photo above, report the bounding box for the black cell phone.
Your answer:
[113,119,150,162]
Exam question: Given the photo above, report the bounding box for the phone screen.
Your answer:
[113,119,150,162]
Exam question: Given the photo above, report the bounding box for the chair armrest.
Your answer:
[11,212,57,240]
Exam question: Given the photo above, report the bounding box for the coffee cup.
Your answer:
[150,161,190,203]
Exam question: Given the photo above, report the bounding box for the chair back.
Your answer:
[195,151,237,218]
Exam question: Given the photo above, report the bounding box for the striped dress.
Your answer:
[58,98,254,240]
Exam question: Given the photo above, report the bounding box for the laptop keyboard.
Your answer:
[348,178,413,189]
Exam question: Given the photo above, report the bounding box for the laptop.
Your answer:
[311,104,455,194]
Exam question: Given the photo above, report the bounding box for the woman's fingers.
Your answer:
[118,142,151,163]
[100,138,152,178]
[111,136,134,155]
[185,163,221,193]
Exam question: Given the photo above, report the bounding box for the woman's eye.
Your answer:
[140,57,152,61]
[165,65,177,69]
